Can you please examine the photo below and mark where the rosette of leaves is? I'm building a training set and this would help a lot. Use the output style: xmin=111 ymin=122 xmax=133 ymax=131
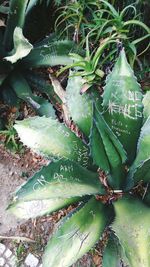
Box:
xmin=8 ymin=50 xmax=150 ymax=267
xmin=0 ymin=0 xmax=76 ymax=127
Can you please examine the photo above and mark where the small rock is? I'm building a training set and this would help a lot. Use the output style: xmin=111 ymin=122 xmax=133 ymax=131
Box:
xmin=0 ymin=244 xmax=5 ymax=254
xmin=0 ymin=257 xmax=5 ymax=266
xmin=5 ymin=248 xmax=12 ymax=258
xmin=25 ymin=253 xmax=39 ymax=267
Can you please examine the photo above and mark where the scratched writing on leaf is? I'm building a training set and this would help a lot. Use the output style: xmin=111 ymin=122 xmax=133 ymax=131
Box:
xmin=108 ymin=100 xmax=143 ymax=120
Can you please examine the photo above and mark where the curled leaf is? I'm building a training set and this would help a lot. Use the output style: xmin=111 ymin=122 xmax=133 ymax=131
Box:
xmin=4 ymin=27 xmax=33 ymax=63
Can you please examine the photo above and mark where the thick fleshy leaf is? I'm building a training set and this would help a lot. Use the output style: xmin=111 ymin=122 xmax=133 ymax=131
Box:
xmin=127 ymin=117 xmax=150 ymax=188
xmin=66 ymin=71 xmax=102 ymax=137
xmin=102 ymin=49 xmax=143 ymax=163
xmin=90 ymin=104 xmax=127 ymax=189
xmin=112 ymin=196 xmax=150 ymax=267
xmin=90 ymin=122 xmax=110 ymax=174
xmin=4 ymin=27 xmax=33 ymax=64
xmin=3 ymin=0 xmax=29 ymax=51
xmin=43 ymin=197 xmax=114 ymax=267
xmin=22 ymin=40 xmax=74 ymax=68
xmin=11 ymin=160 xmax=105 ymax=202
xmin=102 ymin=234 xmax=129 ymax=267
xmin=143 ymin=91 xmax=150 ymax=123
xmin=8 ymin=197 xmax=81 ymax=219
xmin=25 ymin=71 xmax=62 ymax=105
xmin=10 ymin=72 xmax=56 ymax=118
xmin=1 ymin=84 xmax=20 ymax=107
xmin=14 ymin=116 xmax=92 ymax=168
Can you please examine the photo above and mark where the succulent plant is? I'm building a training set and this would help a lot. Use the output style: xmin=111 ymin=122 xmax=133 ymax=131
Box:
xmin=0 ymin=0 xmax=76 ymax=128
xmin=9 ymin=50 xmax=150 ymax=267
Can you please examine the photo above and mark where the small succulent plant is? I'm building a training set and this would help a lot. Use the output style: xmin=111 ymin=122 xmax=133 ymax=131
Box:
xmin=9 ymin=50 xmax=150 ymax=267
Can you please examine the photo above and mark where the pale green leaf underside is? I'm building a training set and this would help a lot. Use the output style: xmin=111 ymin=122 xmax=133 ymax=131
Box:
xmin=8 ymin=197 xmax=80 ymax=219
xmin=43 ymin=197 xmax=113 ymax=267
xmin=3 ymin=0 xmax=29 ymax=51
xmin=112 ymin=196 xmax=150 ymax=267
xmin=4 ymin=27 xmax=33 ymax=63
xmin=11 ymin=159 xmax=105 ymax=202
xmin=14 ymin=116 xmax=91 ymax=168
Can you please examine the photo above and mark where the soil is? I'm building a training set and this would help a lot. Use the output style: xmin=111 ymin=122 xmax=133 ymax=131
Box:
xmin=0 ymin=144 xmax=102 ymax=266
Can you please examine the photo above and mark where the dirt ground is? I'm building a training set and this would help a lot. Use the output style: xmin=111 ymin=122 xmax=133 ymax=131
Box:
xmin=0 ymin=144 xmax=102 ymax=266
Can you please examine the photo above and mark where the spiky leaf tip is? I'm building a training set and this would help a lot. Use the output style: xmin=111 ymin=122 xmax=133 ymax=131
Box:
xmin=102 ymin=49 xmax=143 ymax=163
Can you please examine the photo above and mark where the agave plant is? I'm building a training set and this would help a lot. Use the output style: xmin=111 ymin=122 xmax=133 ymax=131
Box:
xmin=8 ymin=50 xmax=150 ymax=267
xmin=0 ymin=0 xmax=76 ymax=128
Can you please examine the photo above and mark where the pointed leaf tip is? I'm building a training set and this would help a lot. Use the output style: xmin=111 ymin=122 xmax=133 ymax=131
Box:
xmin=102 ymin=49 xmax=143 ymax=163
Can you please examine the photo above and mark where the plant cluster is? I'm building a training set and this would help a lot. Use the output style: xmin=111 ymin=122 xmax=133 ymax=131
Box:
xmin=0 ymin=0 xmax=149 ymax=266
xmin=55 ymin=0 xmax=150 ymax=64
xmin=0 ymin=0 xmax=76 ymax=129
xmin=9 ymin=50 xmax=150 ymax=267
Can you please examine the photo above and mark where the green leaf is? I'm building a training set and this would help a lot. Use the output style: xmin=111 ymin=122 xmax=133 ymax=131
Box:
xmin=8 ymin=197 xmax=81 ymax=219
xmin=23 ymin=40 xmax=74 ymax=68
xmin=102 ymin=49 xmax=143 ymax=163
xmin=3 ymin=0 xmax=29 ymax=51
xmin=90 ymin=121 xmax=110 ymax=174
xmin=143 ymin=91 xmax=150 ymax=123
xmin=66 ymin=72 xmax=92 ymax=137
xmin=127 ymin=117 xmax=150 ymax=187
xmin=25 ymin=71 xmax=62 ymax=105
xmin=66 ymin=71 xmax=102 ymax=137
xmin=9 ymin=72 xmax=56 ymax=118
xmin=31 ymin=96 xmax=56 ymax=118
xmin=95 ymin=104 xmax=127 ymax=164
xmin=11 ymin=160 xmax=105 ymax=202
xmin=1 ymin=84 xmax=20 ymax=107
xmin=4 ymin=27 xmax=33 ymax=64
xmin=102 ymin=234 xmax=129 ymax=267
xmin=112 ymin=196 xmax=150 ymax=267
xmin=14 ymin=116 xmax=92 ymax=168
xmin=43 ymin=197 xmax=114 ymax=267
xmin=90 ymin=103 xmax=127 ymax=189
